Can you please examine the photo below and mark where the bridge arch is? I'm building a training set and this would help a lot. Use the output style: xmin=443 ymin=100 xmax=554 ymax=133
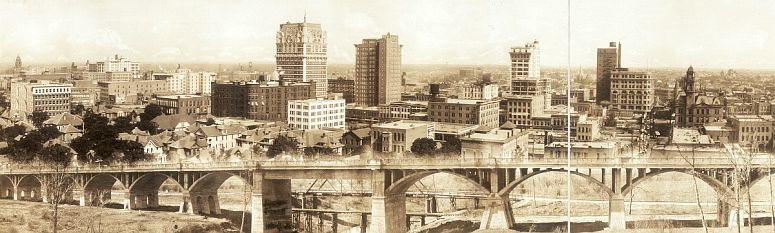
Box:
xmin=187 ymin=171 xmax=249 ymax=215
xmin=17 ymin=174 xmax=43 ymax=200
xmin=385 ymin=170 xmax=491 ymax=196
xmin=83 ymin=174 xmax=127 ymax=206
xmin=128 ymin=173 xmax=184 ymax=193
xmin=497 ymin=169 xmax=614 ymax=197
xmin=621 ymin=169 xmax=733 ymax=199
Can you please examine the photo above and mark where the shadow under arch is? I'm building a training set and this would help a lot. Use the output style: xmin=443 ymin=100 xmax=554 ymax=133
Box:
xmin=385 ymin=170 xmax=492 ymax=196
xmin=497 ymin=169 xmax=614 ymax=197
xmin=128 ymin=172 xmax=185 ymax=193
xmin=621 ymin=169 xmax=733 ymax=199
xmin=0 ymin=175 xmax=15 ymax=198
xmin=84 ymin=174 xmax=127 ymax=190
xmin=188 ymin=171 xmax=248 ymax=194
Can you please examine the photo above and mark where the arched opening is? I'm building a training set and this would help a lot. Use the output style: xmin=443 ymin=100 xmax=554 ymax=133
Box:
xmin=17 ymin=175 xmax=42 ymax=201
xmin=188 ymin=172 xmax=251 ymax=232
xmin=624 ymin=171 xmax=726 ymax=229
xmin=500 ymin=170 xmax=613 ymax=232
xmin=742 ymin=172 xmax=775 ymax=227
xmin=385 ymin=171 xmax=491 ymax=232
xmin=83 ymin=174 xmax=127 ymax=208
xmin=128 ymin=173 xmax=184 ymax=212
xmin=0 ymin=176 xmax=13 ymax=199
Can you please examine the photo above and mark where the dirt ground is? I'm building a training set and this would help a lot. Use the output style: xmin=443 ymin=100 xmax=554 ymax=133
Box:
xmin=0 ymin=199 xmax=231 ymax=233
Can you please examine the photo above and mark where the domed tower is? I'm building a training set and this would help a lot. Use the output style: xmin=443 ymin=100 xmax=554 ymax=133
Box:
xmin=14 ymin=55 xmax=22 ymax=69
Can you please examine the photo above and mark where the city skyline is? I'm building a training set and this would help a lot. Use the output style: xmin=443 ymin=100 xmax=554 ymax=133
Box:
xmin=1 ymin=0 xmax=775 ymax=69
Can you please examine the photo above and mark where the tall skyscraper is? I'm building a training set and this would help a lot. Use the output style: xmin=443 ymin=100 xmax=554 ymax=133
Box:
xmin=354 ymin=34 xmax=402 ymax=106
xmin=596 ymin=42 xmax=621 ymax=103
xmin=276 ymin=19 xmax=328 ymax=98
xmin=509 ymin=41 xmax=550 ymax=105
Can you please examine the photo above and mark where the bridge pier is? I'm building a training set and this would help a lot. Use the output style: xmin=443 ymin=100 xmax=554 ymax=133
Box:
xmin=717 ymin=199 xmax=741 ymax=228
xmin=178 ymin=191 xmax=193 ymax=213
xmin=370 ymin=193 xmax=407 ymax=233
xmin=478 ymin=194 xmax=514 ymax=230
xmin=72 ymin=189 xmax=86 ymax=206
xmin=425 ymin=196 xmax=437 ymax=213
xmin=251 ymin=175 xmax=293 ymax=233
xmin=608 ymin=194 xmax=626 ymax=230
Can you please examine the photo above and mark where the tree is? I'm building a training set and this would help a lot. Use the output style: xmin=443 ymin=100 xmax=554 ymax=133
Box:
xmin=140 ymin=104 xmax=164 ymax=122
xmin=117 ymin=140 xmax=150 ymax=163
xmin=113 ymin=116 xmax=135 ymax=133
xmin=204 ymin=118 xmax=216 ymax=126
xmin=70 ymin=104 xmax=86 ymax=115
xmin=604 ymin=110 xmax=617 ymax=127
xmin=440 ymin=136 xmax=462 ymax=156
xmin=411 ymin=138 xmax=437 ymax=156
xmin=135 ymin=120 xmax=158 ymax=134
xmin=38 ymin=144 xmax=75 ymax=233
xmin=83 ymin=111 xmax=109 ymax=133
xmin=266 ymin=135 xmax=299 ymax=158
xmin=30 ymin=111 xmax=50 ymax=128
xmin=0 ymin=124 xmax=26 ymax=141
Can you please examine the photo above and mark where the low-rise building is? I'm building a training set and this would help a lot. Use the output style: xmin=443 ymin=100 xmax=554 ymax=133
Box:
xmin=428 ymin=98 xmax=499 ymax=128
xmin=370 ymin=120 xmax=434 ymax=154
xmin=461 ymin=82 xmax=499 ymax=100
xmin=461 ymin=129 xmax=528 ymax=159
xmin=727 ymin=115 xmax=774 ymax=151
xmin=504 ymin=95 xmax=545 ymax=128
xmin=544 ymin=141 xmax=617 ymax=159
xmin=211 ymin=81 xmax=315 ymax=121
xmin=98 ymin=80 xmax=168 ymax=105
xmin=153 ymin=95 xmax=211 ymax=115
xmin=576 ymin=118 xmax=601 ymax=142
xmin=345 ymin=104 xmax=380 ymax=124
xmin=378 ymin=101 xmax=428 ymax=121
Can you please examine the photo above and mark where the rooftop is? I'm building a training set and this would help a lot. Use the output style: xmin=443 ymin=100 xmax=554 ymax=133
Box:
xmin=672 ymin=128 xmax=714 ymax=145
xmin=374 ymin=120 xmax=430 ymax=130
xmin=156 ymin=94 xmax=204 ymax=99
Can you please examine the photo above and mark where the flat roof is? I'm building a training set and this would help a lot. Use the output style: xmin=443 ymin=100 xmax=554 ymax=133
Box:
xmin=672 ymin=128 xmax=714 ymax=144
xmin=157 ymin=94 xmax=204 ymax=99
xmin=435 ymin=122 xmax=477 ymax=133
xmin=374 ymin=120 xmax=429 ymax=129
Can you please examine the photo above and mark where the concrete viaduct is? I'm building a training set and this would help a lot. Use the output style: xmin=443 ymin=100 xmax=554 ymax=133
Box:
xmin=1 ymin=156 xmax=774 ymax=233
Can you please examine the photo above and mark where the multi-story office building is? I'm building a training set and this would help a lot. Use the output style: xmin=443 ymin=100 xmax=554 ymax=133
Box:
xmin=609 ymin=68 xmax=654 ymax=114
xmin=504 ymin=95 xmax=545 ymax=128
xmin=328 ymin=77 xmax=355 ymax=103
xmin=354 ymin=34 xmax=402 ymax=106
xmin=211 ymin=81 xmax=315 ymax=121
xmin=674 ymin=66 xmax=726 ymax=128
xmin=287 ymin=94 xmax=346 ymax=130
xmin=10 ymin=81 xmax=72 ymax=117
xmin=510 ymin=41 xmax=550 ymax=105
xmin=462 ymin=82 xmax=499 ymax=100
xmin=371 ymin=120 xmax=434 ymax=154
xmin=106 ymin=72 xmax=132 ymax=82
xmin=428 ymin=98 xmax=499 ymax=128
xmin=576 ymin=118 xmax=601 ymax=142
xmin=596 ymin=42 xmax=621 ymax=103
xmin=98 ymin=80 xmax=168 ymax=105
xmin=153 ymin=95 xmax=211 ymax=115
xmin=276 ymin=20 xmax=328 ymax=97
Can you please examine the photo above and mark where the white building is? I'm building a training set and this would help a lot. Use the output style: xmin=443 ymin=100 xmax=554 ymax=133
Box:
xmin=10 ymin=81 xmax=73 ymax=118
xmin=287 ymin=95 xmax=346 ymax=130
xmin=90 ymin=55 xmax=140 ymax=77
xmin=153 ymin=69 xmax=215 ymax=95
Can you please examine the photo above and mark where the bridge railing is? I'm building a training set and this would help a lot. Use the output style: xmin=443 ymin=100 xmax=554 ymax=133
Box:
xmin=1 ymin=156 xmax=773 ymax=173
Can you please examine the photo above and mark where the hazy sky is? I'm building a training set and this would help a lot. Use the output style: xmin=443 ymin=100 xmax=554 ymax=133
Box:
xmin=1 ymin=0 xmax=774 ymax=69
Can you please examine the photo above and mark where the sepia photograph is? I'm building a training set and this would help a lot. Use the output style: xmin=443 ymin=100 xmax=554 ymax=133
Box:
xmin=1 ymin=0 xmax=775 ymax=232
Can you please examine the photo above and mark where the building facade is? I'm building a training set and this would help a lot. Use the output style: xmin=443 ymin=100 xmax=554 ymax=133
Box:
xmin=609 ymin=69 xmax=654 ymax=114
xmin=211 ymin=81 xmax=315 ymax=121
xmin=153 ymin=95 xmax=211 ymax=115
xmin=509 ymin=41 xmax=550 ymax=105
xmin=596 ymin=42 xmax=620 ymax=103
xmin=97 ymin=80 xmax=168 ymax=105
xmin=462 ymin=82 xmax=499 ymax=100
xmin=10 ymin=81 xmax=73 ymax=117
xmin=328 ymin=77 xmax=355 ymax=103
xmin=276 ymin=20 xmax=328 ymax=97
xmin=378 ymin=101 xmax=428 ymax=121
xmin=354 ymin=34 xmax=402 ymax=106
xmin=428 ymin=98 xmax=499 ymax=128
xmin=371 ymin=120 xmax=434 ymax=154
xmin=504 ymin=95 xmax=545 ymax=128
xmin=287 ymin=95 xmax=346 ymax=130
